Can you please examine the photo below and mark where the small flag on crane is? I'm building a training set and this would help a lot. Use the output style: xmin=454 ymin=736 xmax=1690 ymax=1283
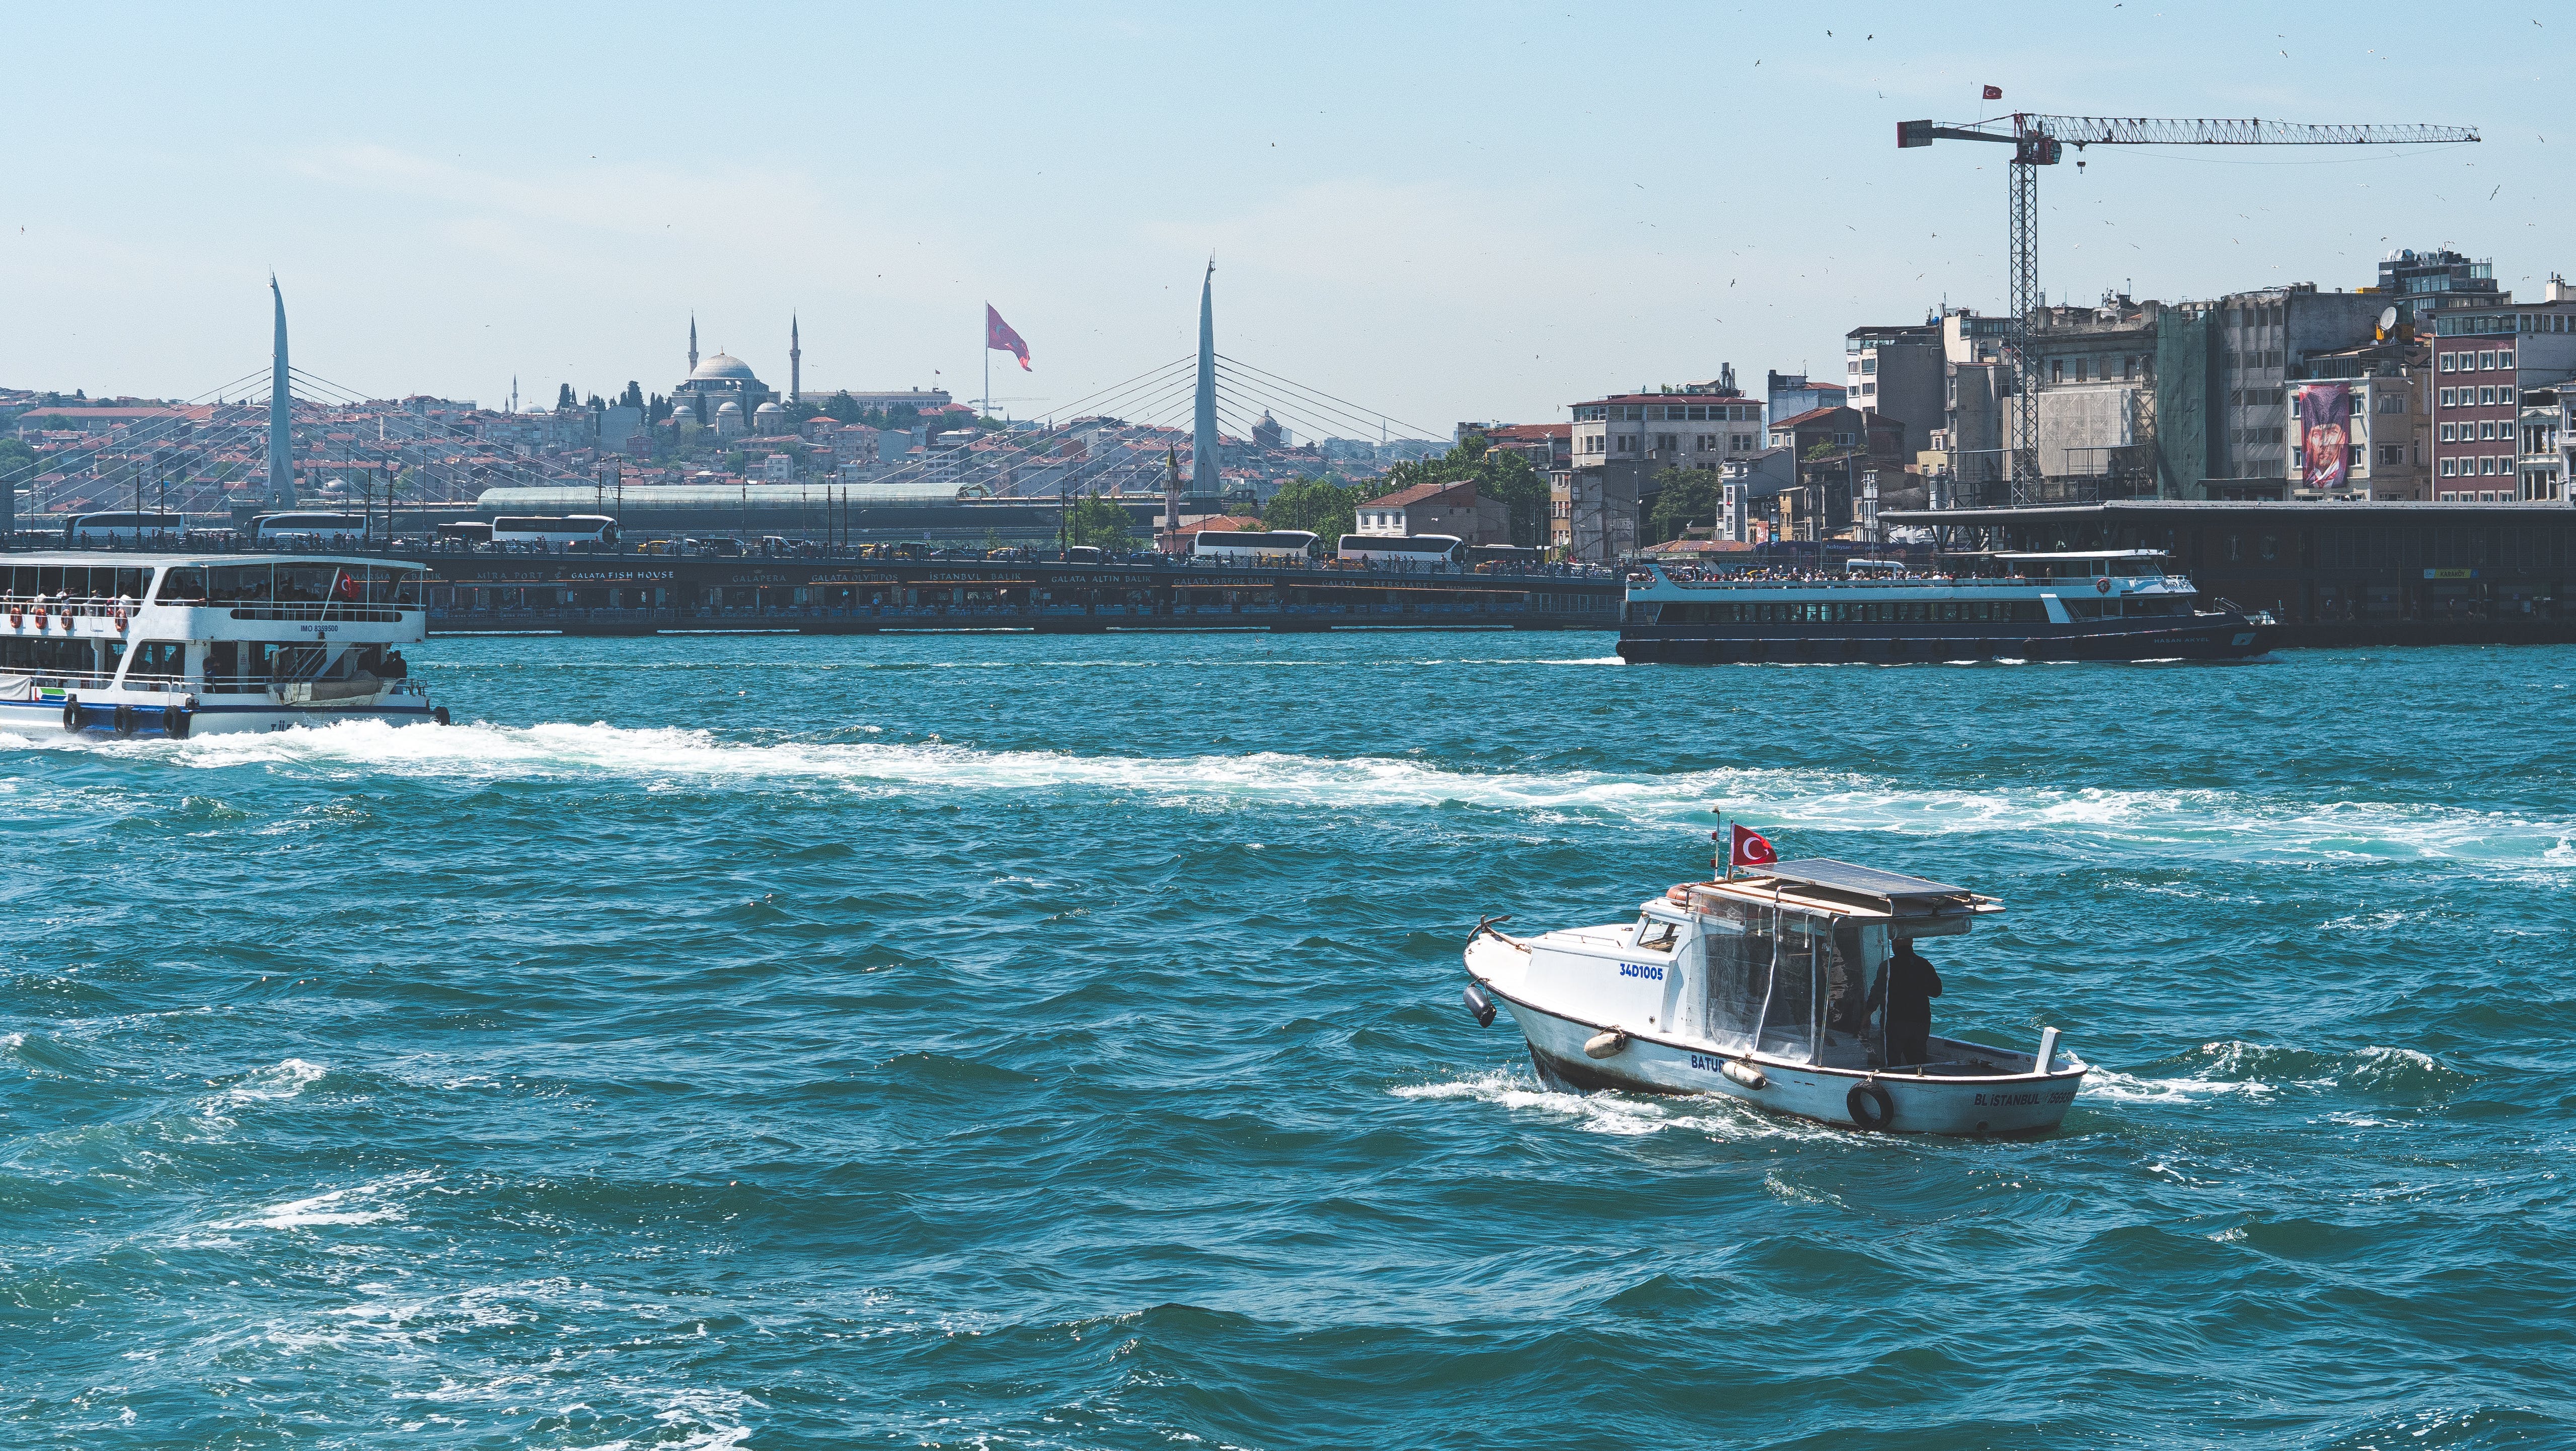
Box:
xmin=1982 ymin=84 xmax=2003 ymax=100
xmin=986 ymin=304 xmax=1031 ymax=371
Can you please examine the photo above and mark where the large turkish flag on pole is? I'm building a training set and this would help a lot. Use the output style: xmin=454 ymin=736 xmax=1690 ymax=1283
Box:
xmin=987 ymin=304 xmax=1032 ymax=371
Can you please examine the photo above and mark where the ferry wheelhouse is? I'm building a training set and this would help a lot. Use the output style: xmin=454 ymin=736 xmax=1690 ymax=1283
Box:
xmin=1619 ymin=549 xmax=2274 ymax=664
xmin=1463 ymin=859 xmax=2089 ymax=1136
xmin=1 ymin=554 xmax=444 ymax=737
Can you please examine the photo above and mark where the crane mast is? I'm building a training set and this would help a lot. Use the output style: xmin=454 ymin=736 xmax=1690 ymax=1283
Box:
xmin=1899 ymin=113 xmax=2480 ymax=503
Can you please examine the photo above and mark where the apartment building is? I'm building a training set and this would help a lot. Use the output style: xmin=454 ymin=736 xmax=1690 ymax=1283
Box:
xmin=2516 ymin=386 xmax=2569 ymax=501
xmin=2281 ymin=338 xmax=2432 ymax=501
xmin=2428 ymin=278 xmax=2576 ymax=500
xmin=1844 ymin=322 xmax=1943 ymax=456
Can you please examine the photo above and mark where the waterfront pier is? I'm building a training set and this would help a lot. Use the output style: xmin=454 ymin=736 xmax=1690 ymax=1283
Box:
xmin=413 ymin=549 xmax=1624 ymax=635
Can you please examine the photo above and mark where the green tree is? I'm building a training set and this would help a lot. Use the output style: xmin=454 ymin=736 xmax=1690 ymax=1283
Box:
xmin=1473 ymin=448 xmax=1550 ymax=549
xmin=1647 ymin=467 xmax=1726 ymax=545
xmin=1066 ymin=494 xmax=1134 ymax=550
xmin=620 ymin=381 xmax=646 ymax=411
xmin=1262 ymin=476 xmax=1363 ymax=542
xmin=556 ymin=383 xmax=577 ymax=411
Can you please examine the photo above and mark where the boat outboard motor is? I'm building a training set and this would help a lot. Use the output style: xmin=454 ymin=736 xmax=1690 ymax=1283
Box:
xmin=1461 ymin=982 xmax=1497 ymax=1028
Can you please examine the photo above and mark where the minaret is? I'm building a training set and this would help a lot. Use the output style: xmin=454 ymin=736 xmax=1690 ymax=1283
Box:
xmin=689 ymin=314 xmax=699 ymax=372
xmin=267 ymin=275 xmax=295 ymax=508
xmin=1192 ymin=260 xmax=1218 ymax=496
xmin=790 ymin=314 xmax=802 ymax=403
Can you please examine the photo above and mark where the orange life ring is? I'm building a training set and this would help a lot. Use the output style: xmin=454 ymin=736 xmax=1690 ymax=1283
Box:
xmin=112 ymin=604 xmax=129 ymax=631
xmin=7 ymin=604 xmax=19 ymax=628
xmin=31 ymin=603 xmax=48 ymax=628
xmin=2095 ymin=577 xmax=2113 ymax=595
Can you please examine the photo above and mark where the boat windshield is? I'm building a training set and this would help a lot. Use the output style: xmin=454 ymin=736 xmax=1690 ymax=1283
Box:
xmin=1698 ymin=897 xmax=1888 ymax=1065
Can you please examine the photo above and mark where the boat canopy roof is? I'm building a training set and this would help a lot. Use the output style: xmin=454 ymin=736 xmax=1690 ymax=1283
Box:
xmin=1764 ymin=858 xmax=1972 ymax=900
xmin=1676 ymin=856 xmax=2003 ymax=928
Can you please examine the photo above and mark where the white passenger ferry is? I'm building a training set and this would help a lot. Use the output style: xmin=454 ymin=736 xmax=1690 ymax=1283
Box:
xmin=1619 ymin=549 xmax=2274 ymax=664
xmin=1 ymin=554 xmax=445 ymax=737
xmin=1463 ymin=858 xmax=2089 ymax=1135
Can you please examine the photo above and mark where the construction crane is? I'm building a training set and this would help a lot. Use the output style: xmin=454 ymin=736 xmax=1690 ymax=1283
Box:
xmin=1898 ymin=112 xmax=2481 ymax=499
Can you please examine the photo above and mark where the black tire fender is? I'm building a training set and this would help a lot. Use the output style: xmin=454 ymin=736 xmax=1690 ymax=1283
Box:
xmin=431 ymin=706 xmax=451 ymax=726
xmin=1848 ymin=1080 xmax=1896 ymax=1131
xmin=61 ymin=695 xmax=80 ymax=733
xmin=112 ymin=704 xmax=136 ymax=736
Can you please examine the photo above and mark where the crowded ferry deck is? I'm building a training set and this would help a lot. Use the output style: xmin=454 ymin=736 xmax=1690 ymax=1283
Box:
xmin=1618 ymin=549 xmax=2275 ymax=664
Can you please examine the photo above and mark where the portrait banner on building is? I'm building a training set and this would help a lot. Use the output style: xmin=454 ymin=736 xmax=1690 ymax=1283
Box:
xmin=2301 ymin=383 xmax=2351 ymax=490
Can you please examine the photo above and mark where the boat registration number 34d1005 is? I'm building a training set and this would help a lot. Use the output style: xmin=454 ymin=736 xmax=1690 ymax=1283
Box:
xmin=1616 ymin=962 xmax=1664 ymax=980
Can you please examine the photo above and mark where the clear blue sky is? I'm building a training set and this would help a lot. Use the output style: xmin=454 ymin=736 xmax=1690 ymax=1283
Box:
xmin=3 ymin=2 xmax=2558 ymax=437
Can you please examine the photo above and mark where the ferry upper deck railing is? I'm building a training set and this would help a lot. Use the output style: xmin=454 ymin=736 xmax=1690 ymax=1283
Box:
xmin=2 ymin=591 xmax=422 ymax=623
xmin=1639 ymin=569 xmax=2197 ymax=590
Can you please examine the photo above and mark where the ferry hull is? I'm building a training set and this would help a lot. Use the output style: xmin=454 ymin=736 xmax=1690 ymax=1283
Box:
xmin=5 ymin=694 xmax=441 ymax=737
xmin=1494 ymin=992 xmax=2086 ymax=1137
xmin=1616 ymin=619 xmax=2272 ymax=665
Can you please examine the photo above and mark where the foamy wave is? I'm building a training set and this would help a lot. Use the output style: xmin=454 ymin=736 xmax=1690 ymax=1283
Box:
xmin=221 ymin=1169 xmax=432 ymax=1231
xmin=217 ymin=1057 xmax=329 ymax=1105
xmin=14 ymin=718 xmax=2566 ymax=863
xmin=2090 ymin=1041 xmax=2470 ymax=1105
xmin=1393 ymin=1068 xmax=1835 ymax=1141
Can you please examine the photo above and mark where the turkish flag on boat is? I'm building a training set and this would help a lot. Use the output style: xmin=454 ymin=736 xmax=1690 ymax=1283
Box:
xmin=1731 ymin=824 xmax=1777 ymax=868
xmin=986 ymin=304 xmax=1032 ymax=371
xmin=1982 ymin=84 xmax=2003 ymax=100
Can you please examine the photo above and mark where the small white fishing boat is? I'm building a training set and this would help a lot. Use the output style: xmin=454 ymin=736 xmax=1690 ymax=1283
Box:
xmin=1461 ymin=857 xmax=2087 ymax=1135
xmin=2 ymin=553 xmax=447 ymax=737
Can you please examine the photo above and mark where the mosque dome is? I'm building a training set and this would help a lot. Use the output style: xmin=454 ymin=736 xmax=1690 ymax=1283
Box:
xmin=690 ymin=353 xmax=760 ymax=382
xmin=714 ymin=400 xmax=744 ymax=417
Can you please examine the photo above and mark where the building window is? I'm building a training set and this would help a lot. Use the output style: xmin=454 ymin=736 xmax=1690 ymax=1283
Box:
xmin=2501 ymin=387 xmax=2517 ymax=406
xmin=2441 ymin=457 xmax=2458 ymax=476
xmin=2501 ymin=350 xmax=2516 ymax=368
xmin=2051 ymin=359 xmax=2064 ymax=384
xmin=2123 ymin=356 xmax=2136 ymax=380
xmin=2439 ymin=388 xmax=2455 ymax=407
xmin=2480 ymin=456 xmax=2497 ymax=475
xmin=2440 ymin=423 xmax=2455 ymax=442
xmin=2441 ymin=353 xmax=2457 ymax=372
xmin=2478 ymin=351 xmax=2496 ymax=369
xmin=2381 ymin=445 xmax=2405 ymax=464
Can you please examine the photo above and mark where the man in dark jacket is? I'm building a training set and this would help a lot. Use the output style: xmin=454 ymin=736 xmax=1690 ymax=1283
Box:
xmin=1884 ymin=937 xmax=1943 ymax=1066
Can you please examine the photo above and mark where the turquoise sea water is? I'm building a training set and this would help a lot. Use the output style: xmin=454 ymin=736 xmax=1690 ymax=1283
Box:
xmin=5 ymin=633 xmax=2573 ymax=1449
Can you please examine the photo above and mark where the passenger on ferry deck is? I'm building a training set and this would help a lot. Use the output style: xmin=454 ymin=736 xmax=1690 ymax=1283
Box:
xmin=1884 ymin=937 xmax=1943 ymax=1065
